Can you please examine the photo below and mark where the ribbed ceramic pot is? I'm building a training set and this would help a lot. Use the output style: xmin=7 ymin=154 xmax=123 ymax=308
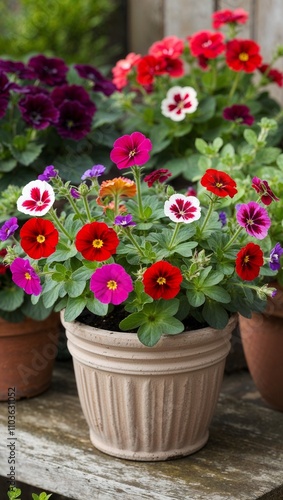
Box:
xmin=0 ymin=313 xmax=60 ymax=401
xmin=62 ymin=313 xmax=236 ymax=461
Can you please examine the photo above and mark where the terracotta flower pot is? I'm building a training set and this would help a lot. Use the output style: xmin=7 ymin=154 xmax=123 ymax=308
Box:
xmin=61 ymin=313 xmax=237 ymax=461
xmin=0 ymin=313 xmax=60 ymax=401
xmin=239 ymin=283 xmax=283 ymax=412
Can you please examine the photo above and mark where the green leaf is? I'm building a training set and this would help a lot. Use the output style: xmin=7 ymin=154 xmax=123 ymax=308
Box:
xmin=195 ymin=138 xmax=208 ymax=155
xmin=0 ymin=158 xmax=17 ymax=172
xmin=63 ymin=296 xmax=87 ymax=321
xmin=7 ymin=487 xmax=21 ymax=499
xmin=202 ymin=301 xmax=229 ymax=329
xmin=42 ymin=282 xmax=64 ymax=308
xmin=244 ymin=129 xmax=258 ymax=146
xmin=0 ymin=286 xmax=24 ymax=311
xmin=46 ymin=242 xmax=77 ymax=262
xmin=64 ymin=278 xmax=86 ymax=298
xmin=10 ymin=141 xmax=43 ymax=166
xmin=203 ymin=285 xmax=231 ymax=303
xmin=186 ymin=288 xmax=205 ymax=307
xmin=86 ymin=298 xmax=108 ymax=317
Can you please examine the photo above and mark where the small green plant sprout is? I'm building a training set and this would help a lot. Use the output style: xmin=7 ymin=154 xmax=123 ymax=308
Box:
xmin=7 ymin=487 xmax=52 ymax=500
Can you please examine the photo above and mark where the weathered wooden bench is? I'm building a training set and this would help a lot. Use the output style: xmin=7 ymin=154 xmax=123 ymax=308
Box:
xmin=0 ymin=360 xmax=282 ymax=499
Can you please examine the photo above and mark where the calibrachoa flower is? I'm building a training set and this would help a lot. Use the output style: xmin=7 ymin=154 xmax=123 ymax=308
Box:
xmin=143 ymin=261 xmax=183 ymax=300
xmin=258 ymin=64 xmax=283 ymax=87
xmin=149 ymin=36 xmax=184 ymax=60
xmin=161 ymin=86 xmax=198 ymax=121
xmin=226 ymin=39 xmax=262 ymax=73
xmin=164 ymin=193 xmax=201 ymax=223
xmin=110 ymin=132 xmax=152 ymax=169
xmin=10 ymin=257 xmax=42 ymax=295
xmin=20 ymin=218 xmax=59 ymax=259
xmin=55 ymin=100 xmax=93 ymax=140
xmin=251 ymin=177 xmax=279 ymax=205
xmin=200 ymin=169 xmax=237 ymax=198
xmin=0 ymin=217 xmax=19 ymax=241
xmin=74 ymin=64 xmax=117 ymax=96
xmin=188 ymin=31 xmax=225 ymax=59
xmin=90 ymin=263 xmax=133 ymax=305
xmin=18 ymin=93 xmax=60 ymax=130
xmin=17 ymin=180 xmax=55 ymax=216
xmin=222 ymin=104 xmax=254 ymax=126
xmin=75 ymin=221 xmax=119 ymax=261
xmin=212 ymin=8 xmax=248 ymax=29
xmin=114 ymin=215 xmax=136 ymax=227
xmin=98 ymin=177 xmax=137 ymax=200
xmin=70 ymin=187 xmax=80 ymax=199
xmin=218 ymin=212 xmax=227 ymax=227
xmin=235 ymin=242 xmax=264 ymax=281
xmin=112 ymin=52 xmax=141 ymax=90
xmin=27 ymin=54 xmax=68 ymax=86
xmin=81 ymin=164 xmax=106 ymax=180
xmin=38 ymin=165 xmax=57 ymax=182
xmin=269 ymin=243 xmax=283 ymax=271
xmin=144 ymin=169 xmax=172 ymax=187
xmin=236 ymin=202 xmax=271 ymax=239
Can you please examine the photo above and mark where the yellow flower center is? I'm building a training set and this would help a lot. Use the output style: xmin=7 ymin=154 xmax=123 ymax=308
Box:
xmin=216 ymin=182 xmax=223 ymax=188
xmin=37 ymin=234 xmax=45 ymax=243
xmin=239 ymin=52 xmax=249 ymax=61
xmin=129 ymin=149 xmax=136 ymax=158
xmin=25 ymin=272 xmax=31 ymax=280
xmin=107 ymin=280 xmax=118 ymax=290
xmin=244 ymin=256 xmax=250 ymax=263
xmin=246 ymin=218 xmax=254 ymax=226
xmin=157 ymin=276 xmax=166 ymax=285
xmin=92 ymin=239 xmax=104 ymax=248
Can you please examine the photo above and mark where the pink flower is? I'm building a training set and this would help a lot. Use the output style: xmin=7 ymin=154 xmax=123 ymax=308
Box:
xmin=10 ymin=257 xmax=42 ymax=295
xmin=144 ymin=169 xmax=172 ymax=187
xmin=188 ymin=31 xmax=225 ymax=59
xmin=212 ymin=8 xmax=248 ymax=29
xmin=110 ymin=132 xmax=152 ymax=170
xmin=161 ymin=86 xmax=198 ymax=121
xmin=164 ymin=194 xmax=201 ymax=223
xmin=149 ymin=36 xmax=184 ymax=59
xmin=90 ymin=263 xmax=133 ymax=305
xmin=17 ymin=180 xmax=55 ymax=216
xmin=112 ymin=52 xmax=141 ymax=89
xmin=251 ymin=177 xmax=279 ymax=205
xmin=236 ymin=202 xmax=271 ymax=239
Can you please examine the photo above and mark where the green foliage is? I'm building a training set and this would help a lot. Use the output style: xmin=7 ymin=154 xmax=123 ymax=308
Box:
xmin=7 ymin=487 xmax=52 ymax=500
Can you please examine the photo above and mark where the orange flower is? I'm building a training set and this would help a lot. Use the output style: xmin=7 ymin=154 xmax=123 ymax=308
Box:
xmin=98 ymin=177 xmax=137 ymax=200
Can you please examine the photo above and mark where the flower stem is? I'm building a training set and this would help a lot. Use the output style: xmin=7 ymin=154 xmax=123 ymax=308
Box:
xmin=168 ymin=223 xmax=181 ymax=249
xmin=222 ymin=225 xmax=243 ymax=252
xmin=82 ymin=195 xmax=92 ymax=222
xmin=228 ymin=71 xmax=241 ymax=100
xmin=124 ymin=228 xmax=146 ymax=257
xmin=49 ymin=208 xmax=73 ymax=240
xmin=198 ymin=194 xmax=216 ymax=236
xmin=132 ymin=165 xmax=145 ymax=219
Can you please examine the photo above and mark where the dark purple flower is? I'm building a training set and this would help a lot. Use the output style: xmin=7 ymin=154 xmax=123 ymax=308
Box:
xmin=74 ymin=64 xmax=117 ymax=96
xmin=18 ymin=93 xmax=60 ymax=130
xmin=222 ymin=104 xmax=255 ymax=126
xmin=251 ymin=176 xmax=279 ymax=205
xmin=81 ymin=164 xmax=106 ymax=180
xmin=0 ymin=72 xmax=19 ymax=95
xmin=0 ymin=59 xmax=36 ymax=79
xmin=218 ymin=211 xmax=227 ymax=226
xmin=51 ymin=84 xmax=96 ymax=116
xmin=15 ymin=85 xmax=50 ymax=96
xmin=0 ymin=217 xmax=19 ymax=241
xmin=38 ymin=165 xmax=57 ymax=181
xmin=55 ymin=100 xmax=93 ymax=140
xmin=144 ymin=168 xmax=172 ymax=187
xmin=70 ymin=187 xmax=80 ymax=199
xmin=0 ymin=95 xmax=9 ymax=118
xmin=114 ymin=214 xmax=136 ymax=227
xmin=269 ymin=243 xmax=283 ymax=271
xmin=27 ymin=54 xmax=68 ymax=86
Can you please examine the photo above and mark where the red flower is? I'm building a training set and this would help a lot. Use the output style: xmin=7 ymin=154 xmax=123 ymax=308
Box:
xmin=235 ymin=243 xmax=264 ymax=281
xmin=149 ymin=36 xmax=184 ymax=60
xmin=258 ymin=64 xmax=283 ymax=87
xmin=20 ymin=218 xmax=59 ymax=259
xmin=142 ymin=261 xmax=182 ymax=300
xmin=0 ymin=249 xmax=8 ymax=275
xmin=226 ymin=39 xmax=262 ymax=73
xmin=136 ymin=55 xmax=166 ymax=85
xmin=188 ymin=31 xmax=225 ymax=59
xmin=212 ymin=8 xmax=248 ymax=29
xmin=144 ymin=169 xmax=172 ymax=187
xmin=75 ymin=222 xmax=119 ymax=261
xmin=251 ymin=177 xmax=279 ymax=205
xmin=200 ymin=169 xmax=237 ymax=198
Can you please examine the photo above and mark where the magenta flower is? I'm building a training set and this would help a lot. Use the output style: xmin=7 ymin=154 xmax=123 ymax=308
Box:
xmin=236 ymin=202 xmax=271 ymax=239
xmin=74 ymin=64 xmax=117 ymax=96
xmin=144 ymin=168 xmax=172 ymax=187
xmin=18 ymin=93 xmax=59 ymax=130
xmin=251 ymin=177 xmax=279 ymax=205
xmin=114 ymin=214 xmax=136 ymax=227
xmin=27 ymin=54 xmax=68 ymax=86
xmin=17 ymin=180 xmax=55 ymax=216
xmin=70 ymin=187 xmax=80 ymax=199
xmin=10 ymin=257 xmax=42 ymax=295
xmin=161 ymin=86 xmax=198 ymax=121
xmin=0 ymin=59 xmax=35 ymax=79
xmin=110 ymin=132 xmax=152 ymax=170
xmin=55 ymin=100 xmax=93 ymax=140
xmin=90 ymin=263 xmax=133 ymax=305
xmin=81 ymin=164 xmax=106 ymax=180
xmin=164 ymin=194 xmax=201 ymax=223
xmin=0 ymin=217 xmax=19 ymax=241
xmin=222 ymin=104 xmax=254 ymax=126
xmin=38 ymin=165 xmax=57 ymax=182
xmin=269 ymin=243 xmax=283 ymax=271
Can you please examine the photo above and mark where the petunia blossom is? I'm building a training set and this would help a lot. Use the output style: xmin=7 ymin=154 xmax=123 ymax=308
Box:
xmin=161 ymin=86 xmax=198 ymax=121
xmin=112 ymin=52 xmax=141 ymax=89
xmin=188 ymin=30 xmax=225 ymax=59
xmin=55 ymin=100 xmax=93 ymax=140
xmin=235 ymin=243 xmax=264 ymax=281
xmin=38 ymin=165 xmax=57 ymax=182
xmin=142 ymin=261 xmax=183 ymax=300
xmin=110 ymin=132 xmax=152 ymax=170
xmin=212 ymin=8 xmax=248 ymax=29
xmin=226 ymin=39 xmax=262 ymax=73
xmin=90 ymin=263 xmax=133 ymax=305
xmin=81 ymin=164 xmax=106 ymax=180
xmin=18 ymin=93 xmax=60 ymax=130
xmin=269 ymin=243 xmax=283 ymax=271
xmin=144 ymin=169 xmax=172 ymax=187
xmin=164 ymin=194 xmax=201 ymax=223
xmin=251 ymin=177 xmax=279 ymax=205
xmin=75 ymin=221 xmax=119 ymax=261
xmin=114 ymin=214 xmax=136 ymax=227
xmin=0 ymin=217 xmax=19 ymax=241
xmin=149 ymin=36 xmax=184 ymax=59
xmin=17 ymin=180 xmax=55 ymax=216
xmin=74 ymin=64 xmax=117 ymax=96
xmin=20 ymin=218 xmax=59 ymax=259
xmin=258 ymin=64 xmax=283 ymax=87
xmin=200 ymin=169 xmax=237 ymax=198
xmin=10 ymin=257 xmax=42 ymax=295
xmin=222 ymin=104 xmax=254 ymax=126
xmin=27 ymin=54 xmax=68 ymax=86
xmin=236 ymin=202 xmax=271 ymax=239
xmin=98 ymin=177 xmax=137 ymax=201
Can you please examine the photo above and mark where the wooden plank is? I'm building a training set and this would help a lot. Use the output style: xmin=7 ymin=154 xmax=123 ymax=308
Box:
xmin=0 ymin=361 xmax=282 ymax=499
xmin=163 ymin=0 xmax=214 ymax=38
xmin=127 ymin=0 xmax=164 ymax=54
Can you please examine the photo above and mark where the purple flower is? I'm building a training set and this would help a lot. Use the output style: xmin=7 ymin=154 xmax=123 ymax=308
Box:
xmin=18 ymin=93 xmax=60 ymax=130
xmin=218 ymin=211 xmax=227 ymax=226
xmin=74 ymin=64 xmax=117 ymax=96
xmin=81 ymin=164 xmax=106 ymax=180
xmin=10 ymin=257 xmax=42 ymax=295
xmin=55 ymin=100 xmax=93 ymax=140
xmin=38 ymin=165 xmax=57 ymax=181
xmin=223 ymin=104 xmax=254 ymax=126
xmin=114 ymin=214 xmax=136 ymax=227
xmin=0 ymin=72 xmax=19 ymax=94
xmin=0 ymin=59 xmax=36 ymax=79
xmin=236 ymin=201 xmax=271 ymax=239
xmin=0 ymin=217 xmax=19 ymax=241
xmin=51 ymin=84 xmax=96 ymax=116
xmin=27 ymin=54 xmax=68 ymax=86
xmin=15 ymin=85 xmax=50 ymax=96
xmin=70 ymin=187 xmax=80 ymax=199
xmin=269 ymin=243 xmax=283 ymax=271
xmin=90 ymin=263 xmax=133 ymax=305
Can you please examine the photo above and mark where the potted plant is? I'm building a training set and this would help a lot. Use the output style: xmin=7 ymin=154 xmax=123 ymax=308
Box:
xmin=1 ymin=126 xmax=277 ymax=459
xmin=110 ymin=7 xmax=283 ymax=182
